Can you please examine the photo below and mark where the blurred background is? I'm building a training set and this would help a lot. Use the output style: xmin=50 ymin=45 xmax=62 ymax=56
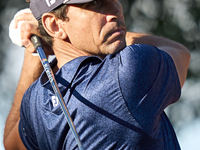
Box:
xmin=0 ymin=0 xmax=200 ymax=149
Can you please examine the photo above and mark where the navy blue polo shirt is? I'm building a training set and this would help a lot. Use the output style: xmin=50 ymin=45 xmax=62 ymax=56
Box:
xmin=19 ymin=44 xmax=181 ymax=150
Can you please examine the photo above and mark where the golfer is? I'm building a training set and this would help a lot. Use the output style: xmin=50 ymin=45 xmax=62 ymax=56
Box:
xmin=4 ymin=0 xmax=190 ymax=149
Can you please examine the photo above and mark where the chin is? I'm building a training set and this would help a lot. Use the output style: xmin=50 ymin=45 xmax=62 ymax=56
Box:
xmin=109 ymin=40 xmax=126 ymax=54
xmin=99 ymin=38 xmax=126 ymax=57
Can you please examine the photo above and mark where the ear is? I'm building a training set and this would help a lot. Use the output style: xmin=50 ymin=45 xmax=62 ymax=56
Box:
xmin=42 ymin=13 xmax=67 ymax=40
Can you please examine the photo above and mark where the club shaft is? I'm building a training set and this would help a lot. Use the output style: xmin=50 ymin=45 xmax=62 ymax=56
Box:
xmin=31 ymin=36 xmax=84 ymax=150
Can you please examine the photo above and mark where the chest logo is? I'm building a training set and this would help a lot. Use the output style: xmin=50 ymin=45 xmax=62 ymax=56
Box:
xmin=52 ymin=96 xmax=59 ymax=107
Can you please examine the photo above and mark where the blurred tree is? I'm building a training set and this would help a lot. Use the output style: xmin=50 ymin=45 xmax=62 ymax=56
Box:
xmin=0 ymin=0 xmax=27 ymax=73
xmin=0 ymin=0 xmax=9 ymax=73
xmin=0 ymin=0 xmax=200 ymax=149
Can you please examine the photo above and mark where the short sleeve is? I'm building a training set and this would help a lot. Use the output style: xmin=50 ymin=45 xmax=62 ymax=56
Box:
xmin=19 ymin=85 xmax=39 ymax=150
xmin=118 ymin=44 xmax=181 ymax=132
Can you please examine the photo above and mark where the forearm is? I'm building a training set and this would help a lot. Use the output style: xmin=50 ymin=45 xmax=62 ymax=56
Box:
xmin=4 ymin=49 xmax=43 ymax=145
xmin=126 ymin=32 xmax=184 ymax=49
xmin=126 ymin=32 xmax=190 ymax=61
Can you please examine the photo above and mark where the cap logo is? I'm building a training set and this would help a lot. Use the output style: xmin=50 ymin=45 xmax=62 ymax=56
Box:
xmin=45 ymin=0 xmax=56 ymax=7
xmin=63 ymin=0 xmax=70 ymax=4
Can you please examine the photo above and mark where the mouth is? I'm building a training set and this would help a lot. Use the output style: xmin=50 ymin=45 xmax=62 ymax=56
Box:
xmin=109 ymin=26 xmax=126 ymax=35
xmin=111 ymin=28 xmax=125 ymax=36
xmin=106 ymin=27 xmax=126 ymax=41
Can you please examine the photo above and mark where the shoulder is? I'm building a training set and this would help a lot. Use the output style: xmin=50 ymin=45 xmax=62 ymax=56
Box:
xmin=118 ymin=44 xmax=161 ymax=71
xmin=118 ymin=44 xmax=179 ymax=83
xmin=118 ymin=43 xmax=181 ymax=106
xmin=117 ymin=44 xmax=162 ymax=96
xmin=20 ymin=79 xmax=42 ymax=128
xmin=22 ymin=79 xmax=41 ymax=104
xmin=19 ymin=79 xmax=43 ymax=150
xmin=120 ymin=44 xmax=160 ymax=57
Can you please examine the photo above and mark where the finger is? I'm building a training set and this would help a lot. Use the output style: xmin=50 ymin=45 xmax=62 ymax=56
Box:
xmin=22 ymin=39 xmax=36 ymax=53
xmin=13 ymin=8 xmax=33 ymax=28
xmin=14 ymin=13 xmax=36 ymax=28
xmin=22 ymin=39 xmax=32 ymax=48
xmin=20 ymin=21 xmax=40 ymax=40
xmin=20 ymin=22 xmax=41 ymax=54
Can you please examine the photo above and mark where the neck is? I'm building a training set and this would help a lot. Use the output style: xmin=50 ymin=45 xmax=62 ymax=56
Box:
xmin=52 ymin=39 xmax=91 ymax=69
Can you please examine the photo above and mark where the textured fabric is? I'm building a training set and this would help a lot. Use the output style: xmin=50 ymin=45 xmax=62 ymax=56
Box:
xmin=30 ymin=0 xmax=93 ymax=20
xmin=19 ymin=44 xmax=181 ymax=150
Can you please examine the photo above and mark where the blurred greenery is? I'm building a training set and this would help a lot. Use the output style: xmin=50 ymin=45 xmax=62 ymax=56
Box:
xmin=0 ymin=0 xmax=27 ymax=73
xmin=0 ymin=0 xmax=8 ymax=73
xmin=0 ymin=0 xmax=200 ymax=149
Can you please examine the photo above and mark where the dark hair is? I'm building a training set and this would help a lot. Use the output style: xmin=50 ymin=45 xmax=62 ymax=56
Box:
xmin=38 ymin=4 xmax=69 ymax=48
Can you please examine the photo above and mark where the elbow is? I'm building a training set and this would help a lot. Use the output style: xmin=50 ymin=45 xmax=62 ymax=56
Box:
xmin=3 ymin=133 xmax=8 ymax=149
xmin=4 ymin=139 xmax=22 ymax=150
xmin=179 ymin=46 xmax=191 ymax=88
xmin=4 ymin=139 xmax=10 ymax=150
xmin=182 ymin=45 xmax=191 ymax=69
xmin=3 ymin=137 xmax=15 ymax=150
xmin=176 ymin=42 xmax=191 ymax=68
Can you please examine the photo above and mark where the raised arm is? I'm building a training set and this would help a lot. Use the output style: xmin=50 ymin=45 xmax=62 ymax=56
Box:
xmin=126 ymin=32 xmax=191 ymax=88
xmin=3 ymin=13 xmax=44 ymax=150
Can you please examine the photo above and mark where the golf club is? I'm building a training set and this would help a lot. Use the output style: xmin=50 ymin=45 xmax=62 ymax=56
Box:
xmin=31 ymin=35 xmax=84 ymax=150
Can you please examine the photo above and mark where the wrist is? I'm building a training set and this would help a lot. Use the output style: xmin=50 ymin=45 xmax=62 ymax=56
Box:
xmin=22 ymin=49 xmax=43 ymax=81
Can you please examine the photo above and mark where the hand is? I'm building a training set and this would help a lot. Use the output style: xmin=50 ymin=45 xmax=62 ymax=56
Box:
xmin=12 ymin=9 xmax=54 ymax=56
xmin=14 ymin=11 xmax=40 ymax=53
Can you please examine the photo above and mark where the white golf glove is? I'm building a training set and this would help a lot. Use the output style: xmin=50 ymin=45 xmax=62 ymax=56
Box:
xmin=9 ymin=8 xmax=32 ymax=47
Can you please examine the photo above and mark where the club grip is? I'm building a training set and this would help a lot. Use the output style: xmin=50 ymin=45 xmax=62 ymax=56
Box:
xmin=31 ymin=35 xmax=42 ymax=49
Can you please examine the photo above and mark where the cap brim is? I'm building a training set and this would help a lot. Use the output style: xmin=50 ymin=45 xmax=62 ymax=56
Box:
xmin=31 ymin=0 xmax=94 ymax=20
xmin=64 ymin=0 xmax=93 ymax=4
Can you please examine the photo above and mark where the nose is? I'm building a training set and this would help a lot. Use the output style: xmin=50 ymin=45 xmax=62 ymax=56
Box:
xmin=105 ymin=0 xmax=124 ymax=22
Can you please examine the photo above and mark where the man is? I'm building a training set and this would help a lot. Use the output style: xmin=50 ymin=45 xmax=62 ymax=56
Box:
xmin=4 ymin=0 xmax=190 ymax=149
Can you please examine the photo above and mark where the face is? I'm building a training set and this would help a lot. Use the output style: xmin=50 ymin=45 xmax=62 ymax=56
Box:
xmin=62 ymin=0 xmax=126 ymax=58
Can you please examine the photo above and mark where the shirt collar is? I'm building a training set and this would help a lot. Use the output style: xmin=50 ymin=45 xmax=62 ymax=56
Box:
xmin=40 ymin=55 xmax=102 ymax=92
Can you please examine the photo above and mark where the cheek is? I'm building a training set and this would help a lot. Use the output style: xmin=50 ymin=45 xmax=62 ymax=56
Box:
xmin=81 ymin=22 xmax=102 ymax=45
xmin=68 ymin=22 xmax=87 ymax=41
xmin=91 ymin=21 xmax=106 ymax=44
